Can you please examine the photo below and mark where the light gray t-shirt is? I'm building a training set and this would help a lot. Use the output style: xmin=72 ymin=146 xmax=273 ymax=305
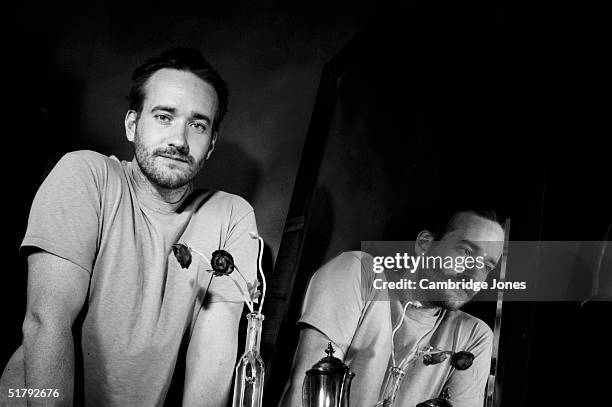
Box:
xmin=299 ymin=251 xmax=493 ymax=407
xmin=16 ymin=150 xmax=259 ymax=406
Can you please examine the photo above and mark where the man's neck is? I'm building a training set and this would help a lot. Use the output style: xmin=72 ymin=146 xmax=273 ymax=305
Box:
xmin=131 ymin=158 xmax=190 ymax=204
xmin=384 ymin=269 xmax=432 ymax=307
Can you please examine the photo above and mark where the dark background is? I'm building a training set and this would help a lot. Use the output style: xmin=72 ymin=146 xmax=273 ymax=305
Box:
xmin=262 ymin=4 xmax=610 ymax=406
xmin=2 ymin=1 xmax=609 ymax=406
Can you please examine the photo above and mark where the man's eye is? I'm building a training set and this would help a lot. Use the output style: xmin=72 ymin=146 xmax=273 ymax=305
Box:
xmin=155 ymin=114 xmax=171 ymax=122
xmin=190 ymin=122 xmax=207 ymax=132
xmin=460 ymin=247 xmax=472 ymax=256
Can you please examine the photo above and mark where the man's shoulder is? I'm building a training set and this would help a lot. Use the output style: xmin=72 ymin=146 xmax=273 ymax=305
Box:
xmin=60 ymin=150 xmax=115 ymax=165
xmin=310 ymin=251 xmax=372 ymax=286
xmin=194 ymin=190 xmax=253 ymax=214
xmin=55 ymin=150 xmax=121 ymax=179
xmin=207 ymin=190 xmax=253 ymax=210
xmin=190 ymin=190 xmax=255 ymax=228
xmin=40 ymin=150 xmax=124 ymax=192
xmin=444 ymin=309 xmax=494 ymax=339
xmin=334 ymin=250 xmax=373 ymax=263
xmin=326 ymin=250 xmax=372 ymax=271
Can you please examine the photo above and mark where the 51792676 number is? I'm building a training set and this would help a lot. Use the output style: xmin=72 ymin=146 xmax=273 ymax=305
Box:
xmin=8 ymin=388 xmax=60 ymax=398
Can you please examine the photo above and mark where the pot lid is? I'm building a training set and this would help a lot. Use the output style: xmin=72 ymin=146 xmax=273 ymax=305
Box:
xmin=306 ymin=342 xmax=351 ymax=374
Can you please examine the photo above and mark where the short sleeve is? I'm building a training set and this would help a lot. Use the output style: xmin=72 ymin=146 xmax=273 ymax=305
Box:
xmin=21 ymin=152 xmax=101 ymax=273
xmin=298 ymin=252 xmax=366 ymax=355
xmin=206 ymin=203 xmax=259 ymax=303
xmin=444 ymin=320 xmax=493 ymax=407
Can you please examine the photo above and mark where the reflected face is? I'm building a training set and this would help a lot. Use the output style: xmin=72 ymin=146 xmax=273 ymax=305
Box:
xmin=126 ymin=68 xmax=219 ymax=189
xmin=420 ymin=213 xmax=505 ymax=310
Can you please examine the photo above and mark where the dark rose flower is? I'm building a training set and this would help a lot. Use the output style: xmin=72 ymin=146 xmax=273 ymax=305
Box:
xmin=423 ymin=352 xmax=450 ymax=366
xmin=172 ymin=244 xmax=192 ymax=269
xmin=450 ymin=351 xmax=474 ymax=370
xmin=211 ymin=250 xmax=235 ymax=276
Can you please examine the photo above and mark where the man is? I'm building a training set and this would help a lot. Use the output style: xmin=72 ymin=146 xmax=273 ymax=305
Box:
xmin=1 ymin=48 xmax=259 ymax=406
xmin=280 ymin=209 xmax=504 ymax=407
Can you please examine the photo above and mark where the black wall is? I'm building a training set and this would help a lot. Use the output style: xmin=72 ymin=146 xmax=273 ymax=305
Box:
xmin=265 ymin=3 xmax=610 ymax=406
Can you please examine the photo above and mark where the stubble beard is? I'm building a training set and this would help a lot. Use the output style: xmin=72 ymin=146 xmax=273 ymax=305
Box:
xmin=431 ymin=297 xmax=468 ymax=311
xmin=133 ymin=128 xmax=205 ymax=189
xmin=420 ymin=267 xmax=472 ymax=311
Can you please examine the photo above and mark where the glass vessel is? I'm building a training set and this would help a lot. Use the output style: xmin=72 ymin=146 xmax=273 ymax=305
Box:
xmin=373 ymin=366 xmax=406 ymax=407
xmin=232 ymin=313 xmax=265 ymax=407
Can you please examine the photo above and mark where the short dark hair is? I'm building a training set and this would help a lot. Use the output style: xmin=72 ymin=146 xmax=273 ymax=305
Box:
xmin=127 ymin=47 xmax=229 ymax=132
xmin=434 ymin=208 xmax=503 ymax=240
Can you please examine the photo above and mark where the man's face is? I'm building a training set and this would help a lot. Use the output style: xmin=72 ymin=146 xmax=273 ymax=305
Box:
xmin=418 ymin=213 xmax=505 ymax=310
xmin=125 ymin=68 xmax=219 ymax=189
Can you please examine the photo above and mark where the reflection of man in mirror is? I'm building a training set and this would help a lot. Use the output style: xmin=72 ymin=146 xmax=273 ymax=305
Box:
xmin=1 ymin=48 xmax=259 ymax=406
xmin=281 ymin=209 xmax=504 ymax=407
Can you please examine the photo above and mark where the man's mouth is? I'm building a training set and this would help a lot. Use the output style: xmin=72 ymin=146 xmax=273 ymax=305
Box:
xmin=157 ymin=153 xmax=190 ymax=163
xmin=449 ymin=287 xmax=472 ymax=302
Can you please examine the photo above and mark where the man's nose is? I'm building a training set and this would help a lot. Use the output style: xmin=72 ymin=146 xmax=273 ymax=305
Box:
xmin=167 ymin=122 xmax=189 ymax=152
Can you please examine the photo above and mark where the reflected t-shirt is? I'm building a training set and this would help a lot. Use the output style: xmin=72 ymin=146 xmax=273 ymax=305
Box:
xmin=299 ymin=251 xmax=493 ymax=407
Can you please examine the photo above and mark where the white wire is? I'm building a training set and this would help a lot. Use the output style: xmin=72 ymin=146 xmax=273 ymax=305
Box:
xmin=390 ymin=301 xmax=412 ymax=367
xmin=249 ymin=232 xmax=267 ymax=314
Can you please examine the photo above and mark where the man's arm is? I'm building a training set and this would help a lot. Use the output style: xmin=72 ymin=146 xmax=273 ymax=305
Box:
xmin=279 ymin=326 xmax=346 ymax=407
xmin=21 ymin=251 xmax=90 ymax=406
xmin=279 ymin=252 xmax=368 ymax=407
xmin=182 ymin=301 xmax=243 ymax=407
xmin=442 ymin=323 xmax=493 ymax=407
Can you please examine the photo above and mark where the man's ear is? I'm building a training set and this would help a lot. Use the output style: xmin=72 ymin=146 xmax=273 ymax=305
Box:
xmin=206 ymin=131 xmax=218 ymax=160
xmin=415 ymin=230 xmax=435 ymax=255
xmin=125 ymin=110 xmax=138 ymax=142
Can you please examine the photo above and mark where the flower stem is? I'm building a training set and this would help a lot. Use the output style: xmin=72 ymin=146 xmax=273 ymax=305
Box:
xmin=190 ymin=246 xmax=254 ymax=311
xmin=228 ymin=276 xmax=254 ymax=312
xmin=190 ymin=247 xmax=212 ymax=267
xmin=232 ymin=264 xmax=251 ymax=292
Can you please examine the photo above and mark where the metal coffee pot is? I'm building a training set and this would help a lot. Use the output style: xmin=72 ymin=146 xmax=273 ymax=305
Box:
xmin=416 ymin=388 xmax=453 ymax=407
xmin=302 ymin=342 xmax=355 ymax=407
